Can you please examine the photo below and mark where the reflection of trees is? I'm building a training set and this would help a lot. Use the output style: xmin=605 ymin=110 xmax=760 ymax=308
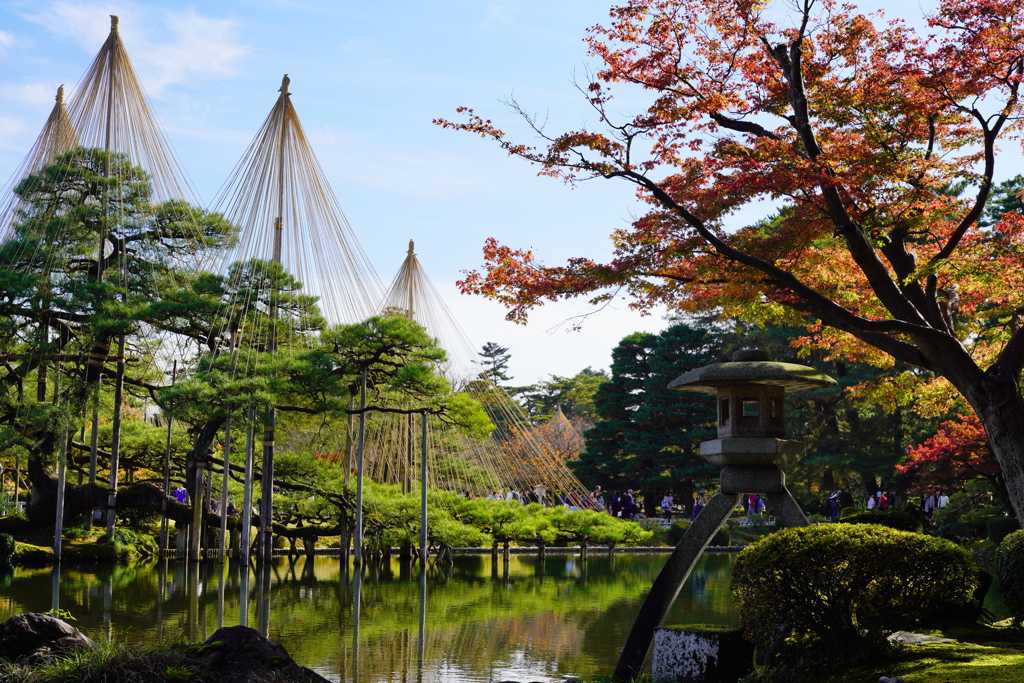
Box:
xmin=0 ymin=554 xmax=739 ymax=679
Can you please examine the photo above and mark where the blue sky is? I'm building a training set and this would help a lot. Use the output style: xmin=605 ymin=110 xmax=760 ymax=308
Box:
xmin=0 ymin=0 xmax=675 ymax=385
xmin=0 ymin=0 xmax=957 ymax=386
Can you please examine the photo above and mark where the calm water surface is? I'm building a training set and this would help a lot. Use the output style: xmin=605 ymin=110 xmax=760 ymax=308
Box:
xmin=0 ymin=552 xmax=739 ymax=682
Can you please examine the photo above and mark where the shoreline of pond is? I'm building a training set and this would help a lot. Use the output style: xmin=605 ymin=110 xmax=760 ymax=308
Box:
xmin=10 ymin=542 xmax=745 ymax=566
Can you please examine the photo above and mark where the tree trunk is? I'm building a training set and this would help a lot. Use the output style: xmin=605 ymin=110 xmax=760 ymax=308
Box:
xmin=967 ymin=381 xmax=1024 ymax=523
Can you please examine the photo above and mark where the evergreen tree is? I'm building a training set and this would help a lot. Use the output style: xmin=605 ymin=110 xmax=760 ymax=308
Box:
xmin=981 ymin=175 xmax=1024 ymax=228
xmin=478 ymin=341 xmax=513 ymax=383
xmin=572 ymin=322 xmax=719 ymax=509
xmin=520 ymin=367 xmax=609 ymax=423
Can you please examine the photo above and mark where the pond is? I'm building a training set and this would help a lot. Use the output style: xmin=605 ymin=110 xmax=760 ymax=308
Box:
xmin=0 ymin=552 xmax=739 ymax=682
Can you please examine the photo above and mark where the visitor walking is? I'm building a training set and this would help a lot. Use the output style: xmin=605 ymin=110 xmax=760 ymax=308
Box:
xmin=692 ymin=495 xmax=705 ymax=520
xmin=661 ymin=493 xmax=673 ymax=521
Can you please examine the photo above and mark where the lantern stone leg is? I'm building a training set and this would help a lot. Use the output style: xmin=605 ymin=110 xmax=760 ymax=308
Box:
xmin=615 ymin=491 xmax=740 ymax=680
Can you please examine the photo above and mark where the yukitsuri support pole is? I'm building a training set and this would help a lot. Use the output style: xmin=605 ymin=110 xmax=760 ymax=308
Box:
xmin=417 ymin=563 xmax=427 ymax=669
xmin=189 ymin=462 xmax=205 ymax=561
xmin=160 ymin=360 xmax=176 ymax=556
xmin=420 ymin=410 xmax=428 ymax=561
xmin=354 ymin=367 xmax=367 ymax=566
xmin=257 ymin=76 xmax=289 ymax=565
xmin=259 ymin=408 xmax=276 ymax=562
xmin=345 ymin=396 xmax=354 ymax=484
xmin=53 ymin=430 xmax=68 ymax=562
xmin=219 ymin=418 xmax=231 ymax=561
xmin=103 ymin=17 xmax=127 ymax=537
xmin=13 ymin=454 xmax=20 ymax=510
xmin=241 ymin=407 xmax=255 ymax=564
xmin=87 ymin=390 xmax=100 ymax=529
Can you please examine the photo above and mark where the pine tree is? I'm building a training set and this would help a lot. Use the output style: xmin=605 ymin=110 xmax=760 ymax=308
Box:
xmin=572 ymin=323 xmax=718 ymax=509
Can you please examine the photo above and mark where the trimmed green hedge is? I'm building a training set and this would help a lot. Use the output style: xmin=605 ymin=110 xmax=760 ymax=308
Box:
xmin=995 ymin=530 xmax=1024 ymax=626
xmin=837 ymin=504 xmax=926 ymax=532
xmin=666 ymin=520 xmax=731 ymax=546
xmin=731 ymin=524 xmax=977 ymax=667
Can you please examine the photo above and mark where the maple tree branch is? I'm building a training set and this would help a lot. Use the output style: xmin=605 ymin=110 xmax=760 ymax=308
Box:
xmin=616 ymin=169 xmax=945 ymax=363
xmin=708 ymin=113 xmax=783 ymax=142
xmin=765 ymin=27 xmax=936 ymax=331
xmin=933 ymin=61 xmax=1022 ymax=264
xmin=990 ymin=325 xmax=1024 ymax=382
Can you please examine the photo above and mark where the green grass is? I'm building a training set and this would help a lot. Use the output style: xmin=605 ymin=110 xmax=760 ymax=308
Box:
xmin=823 ymin=640 xmax=1024 ymax=683
xmin=0 ymin=641 xmax=314 ymax=682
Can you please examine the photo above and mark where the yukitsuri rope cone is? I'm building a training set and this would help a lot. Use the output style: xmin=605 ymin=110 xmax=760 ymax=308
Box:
xmin=374 ymin=241 xmax=592 ymax=503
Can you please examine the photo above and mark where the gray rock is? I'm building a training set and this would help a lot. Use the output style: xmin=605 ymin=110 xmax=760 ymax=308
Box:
xmin=0 ymin=612 xmax=96 ymax=664
xmin=200 ymin=625 xmax=330 ymax=683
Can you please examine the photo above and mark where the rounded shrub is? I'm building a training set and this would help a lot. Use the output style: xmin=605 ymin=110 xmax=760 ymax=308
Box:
xmin=731 ymin=524 xmax=977 ymax=667
xmin=666 ymin=521 xmax=691 ymax=545
xmin=995 ymin=529 xmax=1024 ymax=626
xmin=711 ymin=525 xmax=731 ymax=547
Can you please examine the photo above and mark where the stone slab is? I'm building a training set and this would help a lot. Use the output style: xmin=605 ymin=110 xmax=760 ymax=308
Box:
xmin=652 ymin=625 xmax=753 ymax=682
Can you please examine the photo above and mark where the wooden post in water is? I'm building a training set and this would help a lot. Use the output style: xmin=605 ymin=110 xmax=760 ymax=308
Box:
xmin=219 ymin=418 xmax=231 ymax=561
xmin=241 ymin=407 xmax=255 ymax=564
xmin=420 ymin=410 xmax=428 ymax=561
xmin=53 ymin=430 xmax=68 ymax=562
xmin=354 ymin=367 xmax=367 ymax=566
xmin=160 ymin=360 xmax=176 ymax=556
xmin=189 ymin=462 xmax=205 ymax=561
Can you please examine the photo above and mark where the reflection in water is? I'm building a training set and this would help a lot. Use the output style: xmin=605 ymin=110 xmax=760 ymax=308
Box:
xmin=1 ymin=553 xmax=743 ymax=682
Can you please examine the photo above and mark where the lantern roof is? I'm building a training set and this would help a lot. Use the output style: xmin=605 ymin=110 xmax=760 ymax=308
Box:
xmin=668 ymin=348 xmax=836 ymax=395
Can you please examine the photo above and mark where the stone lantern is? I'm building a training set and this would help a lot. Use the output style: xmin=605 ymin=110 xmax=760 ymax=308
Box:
xmin=616 ymin=348 xmax=836 ymax=679
xmin=669 ymin=347 xmax=835 ymax=497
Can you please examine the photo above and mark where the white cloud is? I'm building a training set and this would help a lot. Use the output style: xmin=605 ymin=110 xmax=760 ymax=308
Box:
xmin=481 ymin=4 xmax=518 ymax=29
xmin=0 ymin=29 xmax=15 ymax=50
xmin=18 ymin=2 xmax=246 ymax=95
xmin=5 ymin=81 xmax=65 ymax=107
xmin=0 ymin=116 xmax=30 ymax=153
xmin=144 ymin=9 xmax=245 ymax=93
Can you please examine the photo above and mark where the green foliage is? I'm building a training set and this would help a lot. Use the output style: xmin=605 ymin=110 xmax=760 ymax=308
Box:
xmin=0 ymin=533 xmax=14 ymax=565
xmin=837 ymin=505 xmax=926 ymax=533
xmin=61 ymin=527 xmax=91 ymax=541
xmin=995 ymin=530 xmax=1024 ymax=626
xmin=97 ymin=528 xmax=158 ymax=560
xmin=666 ymin=521 xmax=691 ymax=545
xmin=574 ymin=322 xmax=718 ymax=494
xmin=732 ymin=525 xmax=977 ymax=668
xmin=541 ymin=506 xmax=652 ymax=547
xmin=520 ymin=367 xmax=609 ymax=423
xmin=981 ymin=175 xmax=1024 ymax=228
xmin=43 ymin=608 xmax=75 ymax=622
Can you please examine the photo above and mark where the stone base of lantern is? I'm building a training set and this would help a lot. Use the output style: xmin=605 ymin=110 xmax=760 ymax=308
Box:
xmin=651 ymin=625 xmax=754 ymax=683
xmin=700 ymin=437 xmax=805 ymax=468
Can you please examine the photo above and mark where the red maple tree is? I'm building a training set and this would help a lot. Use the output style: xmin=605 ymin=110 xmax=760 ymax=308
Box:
xmin=437 ymin=0 xmax=1024 ymax=521
xmin=900 ymin=413 xmax=1007 ymax=505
